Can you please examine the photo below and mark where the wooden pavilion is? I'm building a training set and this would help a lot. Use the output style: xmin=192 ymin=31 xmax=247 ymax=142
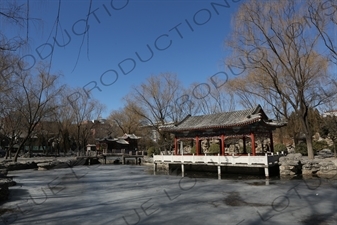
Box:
xmin=165 ymin=105 xmax=286 ymax=156
xmin=96 ymin=133 xmax=141 ymax=154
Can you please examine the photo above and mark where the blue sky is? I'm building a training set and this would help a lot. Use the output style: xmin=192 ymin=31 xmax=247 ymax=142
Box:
xmin=6 ymin=0 xmax=243 ymax=117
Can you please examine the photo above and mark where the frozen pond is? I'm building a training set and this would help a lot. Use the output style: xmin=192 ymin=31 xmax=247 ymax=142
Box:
xmin=1 ymin=164 xmax=337 ymax=225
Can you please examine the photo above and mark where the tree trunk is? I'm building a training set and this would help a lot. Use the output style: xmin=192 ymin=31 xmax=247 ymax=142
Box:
xmin=14 ymin=143 xmax=24 ymax=162
xmin=302 ymin=113 xmax=314 ymax=159
xmin=5 ymin=139 xmax=14 ymax=159
xmin=77 ymin=126 xmax=81 ymax=156
xmin=14 ymin=136 xmax=30 ymax=162
xmin=305 ymin=134 xmax=314 ymax=159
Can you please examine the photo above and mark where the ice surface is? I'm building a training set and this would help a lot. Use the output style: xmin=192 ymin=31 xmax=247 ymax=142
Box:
xmin=1 ymin=165 xmax=336 ymax=225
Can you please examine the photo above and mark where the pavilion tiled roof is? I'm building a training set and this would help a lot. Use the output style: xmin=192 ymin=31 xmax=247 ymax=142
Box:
xmin=119 ymin=133 xmax=141 ymax=139
xmin=166 ymin=105 xmax=284 ymax=132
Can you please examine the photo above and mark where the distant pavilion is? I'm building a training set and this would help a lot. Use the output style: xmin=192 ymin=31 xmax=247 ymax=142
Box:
xmin=164 ymin=105 xmax=286 ymax=156
xmin=96 ymin=133 xmax=141 ymax=154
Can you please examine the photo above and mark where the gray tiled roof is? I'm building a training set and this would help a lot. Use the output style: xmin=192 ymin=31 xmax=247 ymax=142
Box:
xmin=168 ymin=105 xmax=265 ymax=131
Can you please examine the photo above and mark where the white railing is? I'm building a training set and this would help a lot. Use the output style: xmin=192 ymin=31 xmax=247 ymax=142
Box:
xmin=154 ymin=153 xmax=281 ymax=166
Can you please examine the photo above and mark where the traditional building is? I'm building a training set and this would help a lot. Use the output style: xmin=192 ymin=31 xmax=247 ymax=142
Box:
xmin=164 ymin=105 xmax=286 ymax=156
xmin=96 ymin=133 xmax=141 ymax=154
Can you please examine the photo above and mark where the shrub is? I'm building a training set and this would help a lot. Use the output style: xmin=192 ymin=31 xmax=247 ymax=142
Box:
xmin=190 ymin=146 xmax=196 ymax=154
xmin=274 ymin=143 xmax=287 ymax=153
xmin=208 ymin=143 xmax=220 ymax=154
xmin=147 ymin=146 xmax=160 ymax=157
xmin=239 ymin=145 xmax=252 ymax=153
xmin=295 ymin=142 xmax=307 ymax=155
xmin=313 ymin=140 xmax=329 ymax=152
xmin=294 ymin=141 xmax=329 ymax=156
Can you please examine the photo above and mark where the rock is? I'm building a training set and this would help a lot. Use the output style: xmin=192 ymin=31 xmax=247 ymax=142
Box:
xmin=5 ymin=162 xmax=38 ymax=171
xmin=37 ymin=162 xmax=53 ymax=170
xmin=302 ymin=169 xmax=312 ymax=175
xmin=0 ymin=178 xmax=16 ymax=187
xmin=319 ymin=172 xmax=337 ymax=176
xmin=303 ymin=164 xmax=312 ymax=170
xmin=288 ymin=160 xmax=301 ymax=166
xmin=279 ymin=154 xmax=303 ymax=176
xmin=285 ymin=153 xmax=302 ymax=160
xmin=37 ymin=161 xmax=71 ymax=170
xmin=287 ymin=147 xmax=295 ymax=154
xmin=0 ymin=184 xmax=9 ymax=202
xmin=293 ymin=153 xmax=302 ymax=159
xmin=0 ymin=177 xmax=16 ymax=202
xmin=279 ymin=157 xmax=287 ymax=163
xmin=0 ymin=169 xmax=8 ymax=178
xmin=280 ymin=170 xmax=291 ymax=175
xmin=279 ymin=155 xmax=337 ymax=177
xmin=329 ymin=158 xmax=337 ymax=166
xmin=319 ymin=161 xmax=334 ymax=166
xmin=317 ymin=149 xmax=333 ymax=158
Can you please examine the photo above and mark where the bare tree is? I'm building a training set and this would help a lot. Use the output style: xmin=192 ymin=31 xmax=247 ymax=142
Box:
xmin=0 ymin=1 xmax=29 ymax=51
xmin=225 ymin=0 xmax=336 ymax=159
xmin=125 ymin=73 xmax=186 ymax=127
xmin=0 ymin=52 xmax=22 ymax=158
xmin=125 ymin=73 xmax=189 ymax=151
xmin=307 ymin=0 xmax=337 ymax=64
xmin=8 ymin=64 xmax=64 ymax=161
xmin=107 ymin=102 xmax=144 ymax=136
xmin=0 ymin=107 xmax=24 ymax=159
xmin=189 ymin=77 xmax=236 ymax=115
xmin=50 ymin=87 xmax=79 ymax=155
xmin=67 ymin=88 xmax=105 ymax=155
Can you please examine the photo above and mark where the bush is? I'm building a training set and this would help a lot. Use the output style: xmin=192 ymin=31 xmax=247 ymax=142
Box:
xmin=313 ymin=140 xmax=329 ymax=152
xmin=147 ymin=146 xmax=160 ymax=157
xmin=294 ymin=141 xmax=329 ymax=156
xmin=238 ymin=146 xmax=251 ymax=153
xmin=208 ymin=143 xmax=220 ymax=154
xmin=274 ymin=143 xmax=287 ymax=153
xmin=190 ymin=146 xmax=196 ymax=154
xmin=295 ymin=142 xmax=308 ymax=155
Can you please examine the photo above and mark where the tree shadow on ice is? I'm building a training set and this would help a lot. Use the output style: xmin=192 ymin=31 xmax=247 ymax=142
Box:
xmin=301 ymin=213 xmax=336 ymax=225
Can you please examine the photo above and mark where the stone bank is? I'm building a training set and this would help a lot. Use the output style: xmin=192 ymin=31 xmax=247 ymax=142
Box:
xmin=279 ymin=153 xmax=337 ymax=177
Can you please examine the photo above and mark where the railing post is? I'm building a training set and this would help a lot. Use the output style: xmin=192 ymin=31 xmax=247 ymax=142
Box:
xmin=161 ymin=153 xmax=164 ymax=162
xmin=248 ymin=153 xmax=251 ymax=165
xmin=232 ymin=153 xmax=235 ymax=164
xmin=218 ymin=153 xmax=220 ymax=165
xmin=192 ymin=153 xmax=195 ymax=163
xmin=171 ymin=154 xmax=173 ymax=162
xmin=204 ymin=153 xmax=207 ymax=164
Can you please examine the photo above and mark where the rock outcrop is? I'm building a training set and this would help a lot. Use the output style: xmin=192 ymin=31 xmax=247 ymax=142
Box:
xmin=1 ymin=161 xmax=38 ymax=171
xmin=279 ymin=153 xmax=337 ymax=177
xmin=0 ymin=178 xmax=16 ymax=202
xmin=279 ymin=153 xmax=303 ymax=176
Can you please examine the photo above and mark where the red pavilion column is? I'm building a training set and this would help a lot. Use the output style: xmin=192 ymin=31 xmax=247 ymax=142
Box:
xmin=270 ymin=131 xmax=274 ymax=153
xmin=174 ymin=137 xmax=178 ymax=155
xmin=221 ymin=134 xmax=225 ymax=156
xmin=196 ymin=136 xmax=200 ymax=155
xmin=251 ymin=133 xmax=256 ymax=156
